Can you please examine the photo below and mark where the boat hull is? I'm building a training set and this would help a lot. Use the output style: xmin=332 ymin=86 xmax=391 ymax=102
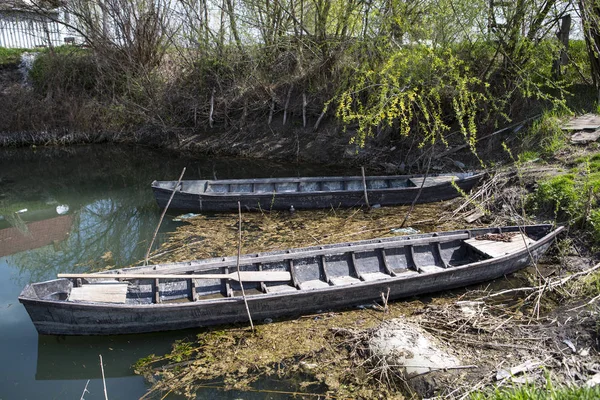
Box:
xmin=152 ymin=174 xmax=483 ymax=212
xmin=19 ymin=225 xmax=561 ymax=335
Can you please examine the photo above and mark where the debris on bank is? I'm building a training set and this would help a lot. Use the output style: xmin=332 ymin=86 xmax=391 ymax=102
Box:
xmin=368 ymin=319 xmax=461 ymax=378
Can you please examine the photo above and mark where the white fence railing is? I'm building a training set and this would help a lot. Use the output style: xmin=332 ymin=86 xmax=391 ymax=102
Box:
xmin=0 ymin=11 xmax=71 ymax=48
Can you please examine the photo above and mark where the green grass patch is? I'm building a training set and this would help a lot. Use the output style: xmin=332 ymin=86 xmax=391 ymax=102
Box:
xmin=0 ymin=47 xmax=27 ymax=66
xmin=532 ymin=174 xmax=579 ymax=220
xmin=470 ymin=383 xmax=600 ymax=400
xmin=531 ymin=165 xmax=600 ymax=244
xmin=521 ymin=112 xmax=569 ymax=160
xmin=518 ymin=151 xmax=540 ymax=163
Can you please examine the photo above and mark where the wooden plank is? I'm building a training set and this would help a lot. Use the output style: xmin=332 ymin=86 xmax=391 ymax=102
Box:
xmin=571 ymin=129 xmax=600 ymax=144
xmin=69 ymin=283 xmax=128 ymax=304
xmin=561 ymin=114 xmax=600 ymax=131
xmin=298 ymin=280 xmax=330 ymax=290
xmin=58 ymin=271 xmax=292 ymax=282
xmin=409 ymin=175 xmax=459 ymax=187
xmin=329 ymin=276 xmax=361 ymax=286
xmin=265 ymin=284 xmax=298 ymax=293
xmin=360 ymin=272 xmax=391 ymax=281
xmin=465 ymin=233 xmax=535 ymax=258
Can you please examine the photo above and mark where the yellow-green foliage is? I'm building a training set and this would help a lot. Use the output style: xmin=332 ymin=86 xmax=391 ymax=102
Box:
xmin=336 ymin=46 xmax=486 ymax=148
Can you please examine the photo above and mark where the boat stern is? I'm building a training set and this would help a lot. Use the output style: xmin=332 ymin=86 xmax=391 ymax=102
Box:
xmin=19 ymin=278 xmax=72 ymax=303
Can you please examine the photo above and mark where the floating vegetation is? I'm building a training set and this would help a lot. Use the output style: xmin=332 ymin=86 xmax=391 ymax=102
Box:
xmin=148 ymin=202 xmax=461 ymax=265
xmin=135 ymin=203 xmax=465 ymax=399
xmin=135 ymin=297 xmax=428 ymax=399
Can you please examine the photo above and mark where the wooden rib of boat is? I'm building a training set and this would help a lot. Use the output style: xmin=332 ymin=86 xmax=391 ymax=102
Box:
xmin=151 ymin=172 xmax=484 ymax=212
xmin=19 ymin=224 xmax=563 ymax=336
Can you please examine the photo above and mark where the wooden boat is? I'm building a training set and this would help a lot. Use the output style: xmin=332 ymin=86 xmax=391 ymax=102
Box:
xmin=151 ymin=172 xmax=484 ymax=212
xmin=19 ymin=224 xmax=562 ymax=336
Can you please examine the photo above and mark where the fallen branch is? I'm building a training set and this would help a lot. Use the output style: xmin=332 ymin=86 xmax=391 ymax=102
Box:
xmin=475 ymin=261 xmax=600 ymax=301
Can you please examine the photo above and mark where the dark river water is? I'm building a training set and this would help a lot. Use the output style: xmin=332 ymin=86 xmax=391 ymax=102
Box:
xmin=0 ymin=144 xmax=346 ymax=400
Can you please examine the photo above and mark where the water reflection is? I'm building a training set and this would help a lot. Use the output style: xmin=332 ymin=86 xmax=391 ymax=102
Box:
xmin=3 ymin=190 xmax=178 ymax=286
xmin=36 ymin=330 xmax=197 ymax=380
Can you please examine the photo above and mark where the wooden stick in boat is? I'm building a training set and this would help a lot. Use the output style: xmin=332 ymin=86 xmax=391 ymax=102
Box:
xmin=237 ymin=201 xmax=254 ymax=331
xmin=58 ymin=271 xmax=292 ymax=282
xmin=361 ymin=166 xmax=370 ymax=209
xmin=145 ymin=167 xmax=186 ymax=265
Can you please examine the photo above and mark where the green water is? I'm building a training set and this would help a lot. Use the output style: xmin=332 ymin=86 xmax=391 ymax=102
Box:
xmin=0 ymin=144 xmax=343 ymax=399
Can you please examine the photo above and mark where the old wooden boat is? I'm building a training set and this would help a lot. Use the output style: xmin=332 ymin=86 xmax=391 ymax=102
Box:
xmin=151 ymin=172 xmax=484 ymax=212
xmin=19 ymin=224 xmax=562 ymax=336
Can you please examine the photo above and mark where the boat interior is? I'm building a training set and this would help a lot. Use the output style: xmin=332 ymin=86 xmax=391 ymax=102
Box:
xmin=22 ymin=225 xmax=553 ymax=306
xmin=154 ymin=174 xmax=476 ymax=195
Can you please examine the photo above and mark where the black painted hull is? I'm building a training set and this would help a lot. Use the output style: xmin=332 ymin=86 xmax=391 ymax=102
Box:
xmin=152 ymin=173 xmax=483 ymax=212
xmin=19 ymin=225 xmax=562 ymax=336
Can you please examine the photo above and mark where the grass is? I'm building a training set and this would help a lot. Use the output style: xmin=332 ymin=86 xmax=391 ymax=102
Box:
xmin=529 ymin=150 xmax=600 ymax=244
xmin=0 ymin=47 xmax=27 ymax=66
xmin=470 ymin=382 xmax=600 ymax=399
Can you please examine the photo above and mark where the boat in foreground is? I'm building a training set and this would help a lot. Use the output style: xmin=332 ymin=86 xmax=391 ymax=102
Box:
xmin=19 ymin=224 xmax=562 ymax=336
xmin=151 ymin=172 xmax=484 ymax=212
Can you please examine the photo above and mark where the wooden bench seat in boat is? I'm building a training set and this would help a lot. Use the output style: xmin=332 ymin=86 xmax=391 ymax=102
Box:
xmin=69 ymin=282 xmax=128 ymax=304
xmin=299 ymin=280 xmax=330 ymax=290
xmin=360 ymin=272 xmax=392 ymax=281
xmin=264 ymin=284 xmax=298 ymax=294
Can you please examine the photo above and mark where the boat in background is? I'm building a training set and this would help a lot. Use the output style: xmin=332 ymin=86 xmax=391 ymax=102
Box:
xmin=19 ymin=224 xmax=562 ymax=336
xmin=151 ymin=172 xmax=484 ymax=212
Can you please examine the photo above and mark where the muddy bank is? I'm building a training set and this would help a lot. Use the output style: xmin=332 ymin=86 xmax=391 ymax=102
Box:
xmin=0 ymin=120 xmax=486 ymax=174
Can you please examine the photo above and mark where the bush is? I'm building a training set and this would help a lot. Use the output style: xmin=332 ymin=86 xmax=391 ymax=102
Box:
xmin=30 ymin=47 xmax=98 ymax=96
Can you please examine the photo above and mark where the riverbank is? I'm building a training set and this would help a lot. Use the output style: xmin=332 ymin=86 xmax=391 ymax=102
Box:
xmin=0 ymin=49 xmax=580 ymax=173
xmin=133 ymin=137 xmax=600 ymax=398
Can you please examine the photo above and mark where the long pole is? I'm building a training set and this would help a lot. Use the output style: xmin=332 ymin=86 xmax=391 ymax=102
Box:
xmin=145 ymin=167 xmax=186 ymax=265
xmin=237 ymin=201 xmax=254 ymax=331
xmin=99 ymin=354 xmax=108 ymax=400
xmin=361 ymin=166 xmax=370 ymax=209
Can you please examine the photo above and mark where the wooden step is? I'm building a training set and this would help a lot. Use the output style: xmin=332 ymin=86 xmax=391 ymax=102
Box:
xmin=465 ymin=233 xmax=535 ymax=258
xmin=409 ymin=175 xmax=459 ymax=187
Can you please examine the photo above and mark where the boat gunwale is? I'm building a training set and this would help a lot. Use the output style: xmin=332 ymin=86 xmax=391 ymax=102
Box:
xmin=151 ymin=173 xmax=484 ymax=196
xmin=18 ymin=225 xmax=563 ymax=309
